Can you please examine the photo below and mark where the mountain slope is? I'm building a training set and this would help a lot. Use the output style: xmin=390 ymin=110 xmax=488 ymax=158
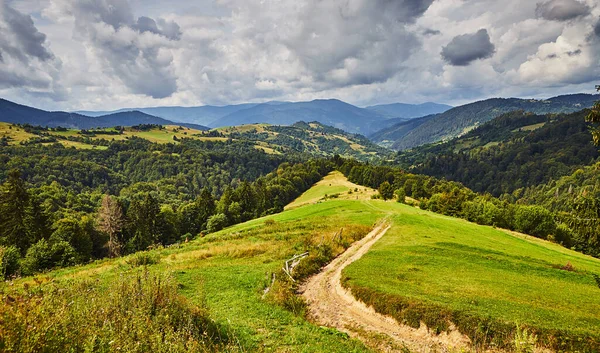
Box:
xmin=0 ymin=99 xmax=208 ymax=130
xmin=212 ymin=99 xmax=388 ymax=135
xmin=395 ymin=109 xmax=598 ymax=196
xmin=365 ymin=102 xmax=452 ymax=119
xmin=368 ymin=114 xmax=438 ymax=148
xmin=78 ymin=104 xmax=257 ymax=126
xmin=218 ymin=121 xmax=391 ymax=161
xmin=375 ymin=94 xmax=599 ymax=150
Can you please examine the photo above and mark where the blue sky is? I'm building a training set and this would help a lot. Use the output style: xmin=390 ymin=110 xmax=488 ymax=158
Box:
xmin=1 ymin=0 xmax=599 ymax=111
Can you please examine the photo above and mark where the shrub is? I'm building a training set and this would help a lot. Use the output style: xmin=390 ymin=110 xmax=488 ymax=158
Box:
xmin=378 ymin=181 xmax=394 ymax=200
xmin=395 ymin=188 xmax=406 ymax=203
xmin=206 ymin=213 xmax=228 ymax=233
xmin=21 ymin=238 xmax=77 ymax=275
xmin=0 ymin=246 xmax=21 ymax=279
xmin=514 ymin=205 xmax=555 ymax=239
xmin=126 ymin=251 xmax=161 ymax=267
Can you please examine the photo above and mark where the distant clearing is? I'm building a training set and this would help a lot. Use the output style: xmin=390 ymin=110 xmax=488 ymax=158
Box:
xmin=285 ymin=171 xmax=376 ymax=209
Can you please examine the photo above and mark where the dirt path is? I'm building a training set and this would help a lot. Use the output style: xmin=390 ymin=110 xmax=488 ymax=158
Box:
xmin=300 ymin=223 xmax=473 ymax=353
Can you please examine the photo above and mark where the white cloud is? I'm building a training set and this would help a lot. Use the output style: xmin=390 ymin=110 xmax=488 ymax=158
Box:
xmin=1 ymin=0 xmax=599 ymax=111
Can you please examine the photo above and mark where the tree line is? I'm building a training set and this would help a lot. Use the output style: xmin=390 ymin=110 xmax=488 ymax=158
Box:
xmin=337 ymin=157 xmax=599 ymax=258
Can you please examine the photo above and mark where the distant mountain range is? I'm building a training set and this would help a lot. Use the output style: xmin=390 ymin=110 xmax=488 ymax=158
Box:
xmin=1 ymin=93 xmax=597 ymax=145
xmin=77 ymin=99 xmax=453 ymax=136
xmin=370 ymin=94 xmax=600 ymax=150
xmin=77 ymin=104 xmax=257 ymax=127
xmin=0 ymin=99 xmax=208 ymax=130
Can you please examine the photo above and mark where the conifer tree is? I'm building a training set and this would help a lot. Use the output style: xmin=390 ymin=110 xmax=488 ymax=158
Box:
xmin=0 ymin=169 xmax=30 ymax=253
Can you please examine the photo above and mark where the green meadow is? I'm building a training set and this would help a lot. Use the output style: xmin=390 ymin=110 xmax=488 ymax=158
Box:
xmin=2 ymin=173 xmax=600 ymax=352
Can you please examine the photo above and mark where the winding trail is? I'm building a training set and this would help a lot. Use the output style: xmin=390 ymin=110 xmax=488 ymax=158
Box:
xmin=300 ymin=222 xmax=472 ymax=353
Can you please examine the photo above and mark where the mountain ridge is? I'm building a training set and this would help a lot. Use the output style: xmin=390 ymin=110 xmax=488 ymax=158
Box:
xmin=372 ymin=93 xmax=600 ymax=150
xmin=0 ymin=98 xmax=208 ymax=130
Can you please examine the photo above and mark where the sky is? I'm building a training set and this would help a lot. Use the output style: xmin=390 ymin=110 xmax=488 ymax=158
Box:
xmin=0 ymin=0 xmax=599 ymax=111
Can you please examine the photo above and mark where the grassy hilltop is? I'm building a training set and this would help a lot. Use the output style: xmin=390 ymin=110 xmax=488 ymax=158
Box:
xmin=2 ymin=172 xmax=600 ymax=352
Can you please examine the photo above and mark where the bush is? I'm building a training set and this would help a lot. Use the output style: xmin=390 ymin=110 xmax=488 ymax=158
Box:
xmin=378 ymin=181 xmax=394 ymax=200
xmin=21 ymin=238 xmax=77 ymax=275
xmin=126 ymin=251 xmax=161 ymax=267
xmin=514 ymin=205 xmax=555 ymax=239
xmin=0 ymin=246 xmax=21 ymax=279
xmin=395 ymin=188 xmax=406 ymax=203
xmin=206 ymin=213 xmax=228 ymax=233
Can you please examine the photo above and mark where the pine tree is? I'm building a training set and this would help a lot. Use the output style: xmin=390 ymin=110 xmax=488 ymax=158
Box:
xmin=0 ymin=169 xmax=31 ymax=253
xmin=96 ymin=195 xmax=125 ymax=258
xmin=126 ymin=193 xmax=160 ymax=251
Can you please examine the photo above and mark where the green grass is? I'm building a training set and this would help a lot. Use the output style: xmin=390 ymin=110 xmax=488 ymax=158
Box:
xmin=286 ymin=172 xmax=376 ymax=209
xmin=342 ymin=202 xmax=600 ymax=351
xmin=4 ymin=173 xmax=600 ymax=351
xmin=6 ymin=199 xmax=384 ymax=352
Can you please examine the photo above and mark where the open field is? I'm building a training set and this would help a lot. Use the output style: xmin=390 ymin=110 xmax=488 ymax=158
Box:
xmin=3 ymin=173 xmax=600 ymax=352
xmin=0 ymin=123 xmax=38 ymax=144
xmin=285 ymin=171 xmax=377 ymax=209
xmin=343 ymin=203 xmax=600 ymax=351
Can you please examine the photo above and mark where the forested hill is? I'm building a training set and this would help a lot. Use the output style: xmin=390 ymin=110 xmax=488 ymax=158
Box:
xmin=0 ymin=120 xmax=390 ymax=162
xmin=395 ymin=109 xmax=598 ymax=196
xmin=0 ymin=98 xmax=208 ymax=130
xmin=218 ymin=121 xmax=391 ymax=161
xmin=372 ymin=94 xmax=599 ymax=150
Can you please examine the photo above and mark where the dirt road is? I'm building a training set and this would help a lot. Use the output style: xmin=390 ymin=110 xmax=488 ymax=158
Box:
xmin=300 ymin=223 xmax=472 ymax=352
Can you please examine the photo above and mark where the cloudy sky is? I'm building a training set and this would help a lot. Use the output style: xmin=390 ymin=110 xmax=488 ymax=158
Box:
xmin=0 ymin=0 xmax=599 ymax=111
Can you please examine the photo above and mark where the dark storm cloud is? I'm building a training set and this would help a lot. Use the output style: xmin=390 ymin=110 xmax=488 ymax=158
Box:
xmin=594 ymin=19 xmax=600 ymax=37
xmin=284 ymin=0 xmax=434 ymax=87
xmin=441 ymin=29 xmax=495 ymax=66
xmin=423 ymin=28 xmax=441 ymax=36
xmin=134 ymin=16 xmax=182 ymax=40
xmin=376 ymin=0 xmax=435 ymax=21
xmin=535 ymin=0 xmax=590 ymax=21
xmin=1 ymin=2 xmax=53 ymax=62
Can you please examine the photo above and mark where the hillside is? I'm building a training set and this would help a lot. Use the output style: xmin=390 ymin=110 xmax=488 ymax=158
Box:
xmin=2 ymin=172 xmax=599 ymax=352
xmin=368 ymin=114 xmax=438 ymax=148
xmin=0 ymin=120 xmax=390 ymax=161
xmin=0 ymin=99 xmax=208 ymax=130
xmin=365 ymin=102 xmax=452 ymax=119
xmin=372 ymin=94 xmax=599 ymax=150
xmin=218 ymin=121 xmax=391 ymax=161
xmin=394 ymin=110 xmax=598 ymax=196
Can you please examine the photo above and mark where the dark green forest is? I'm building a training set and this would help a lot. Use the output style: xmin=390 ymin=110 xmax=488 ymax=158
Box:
xmin=395 ymin=110 xmax=598 ymax=196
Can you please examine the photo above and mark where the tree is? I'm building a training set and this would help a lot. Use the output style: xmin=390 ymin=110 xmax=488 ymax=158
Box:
xmin=96 ymin=195 xmax=125 ymax=257
xmin=0 ymin=169 xmax=31 ymax=253
xmin=207 ymin=213 xmax=228 ymax=233
xmin=378 ymin=181 xmax=394 ymax=201
xmin=395 ymin=188 xmax=406 ymax=203
xmin=25 ymin=196 xmax=51 ymax=243
xmin=126 ymin=193 xmax=161 ymax=252
xmin=587 ymin=85 xmax=600 ymax=145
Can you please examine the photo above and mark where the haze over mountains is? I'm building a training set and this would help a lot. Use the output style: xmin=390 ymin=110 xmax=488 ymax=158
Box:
xmin=77 ymin=99 xmax=452 ymax=136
